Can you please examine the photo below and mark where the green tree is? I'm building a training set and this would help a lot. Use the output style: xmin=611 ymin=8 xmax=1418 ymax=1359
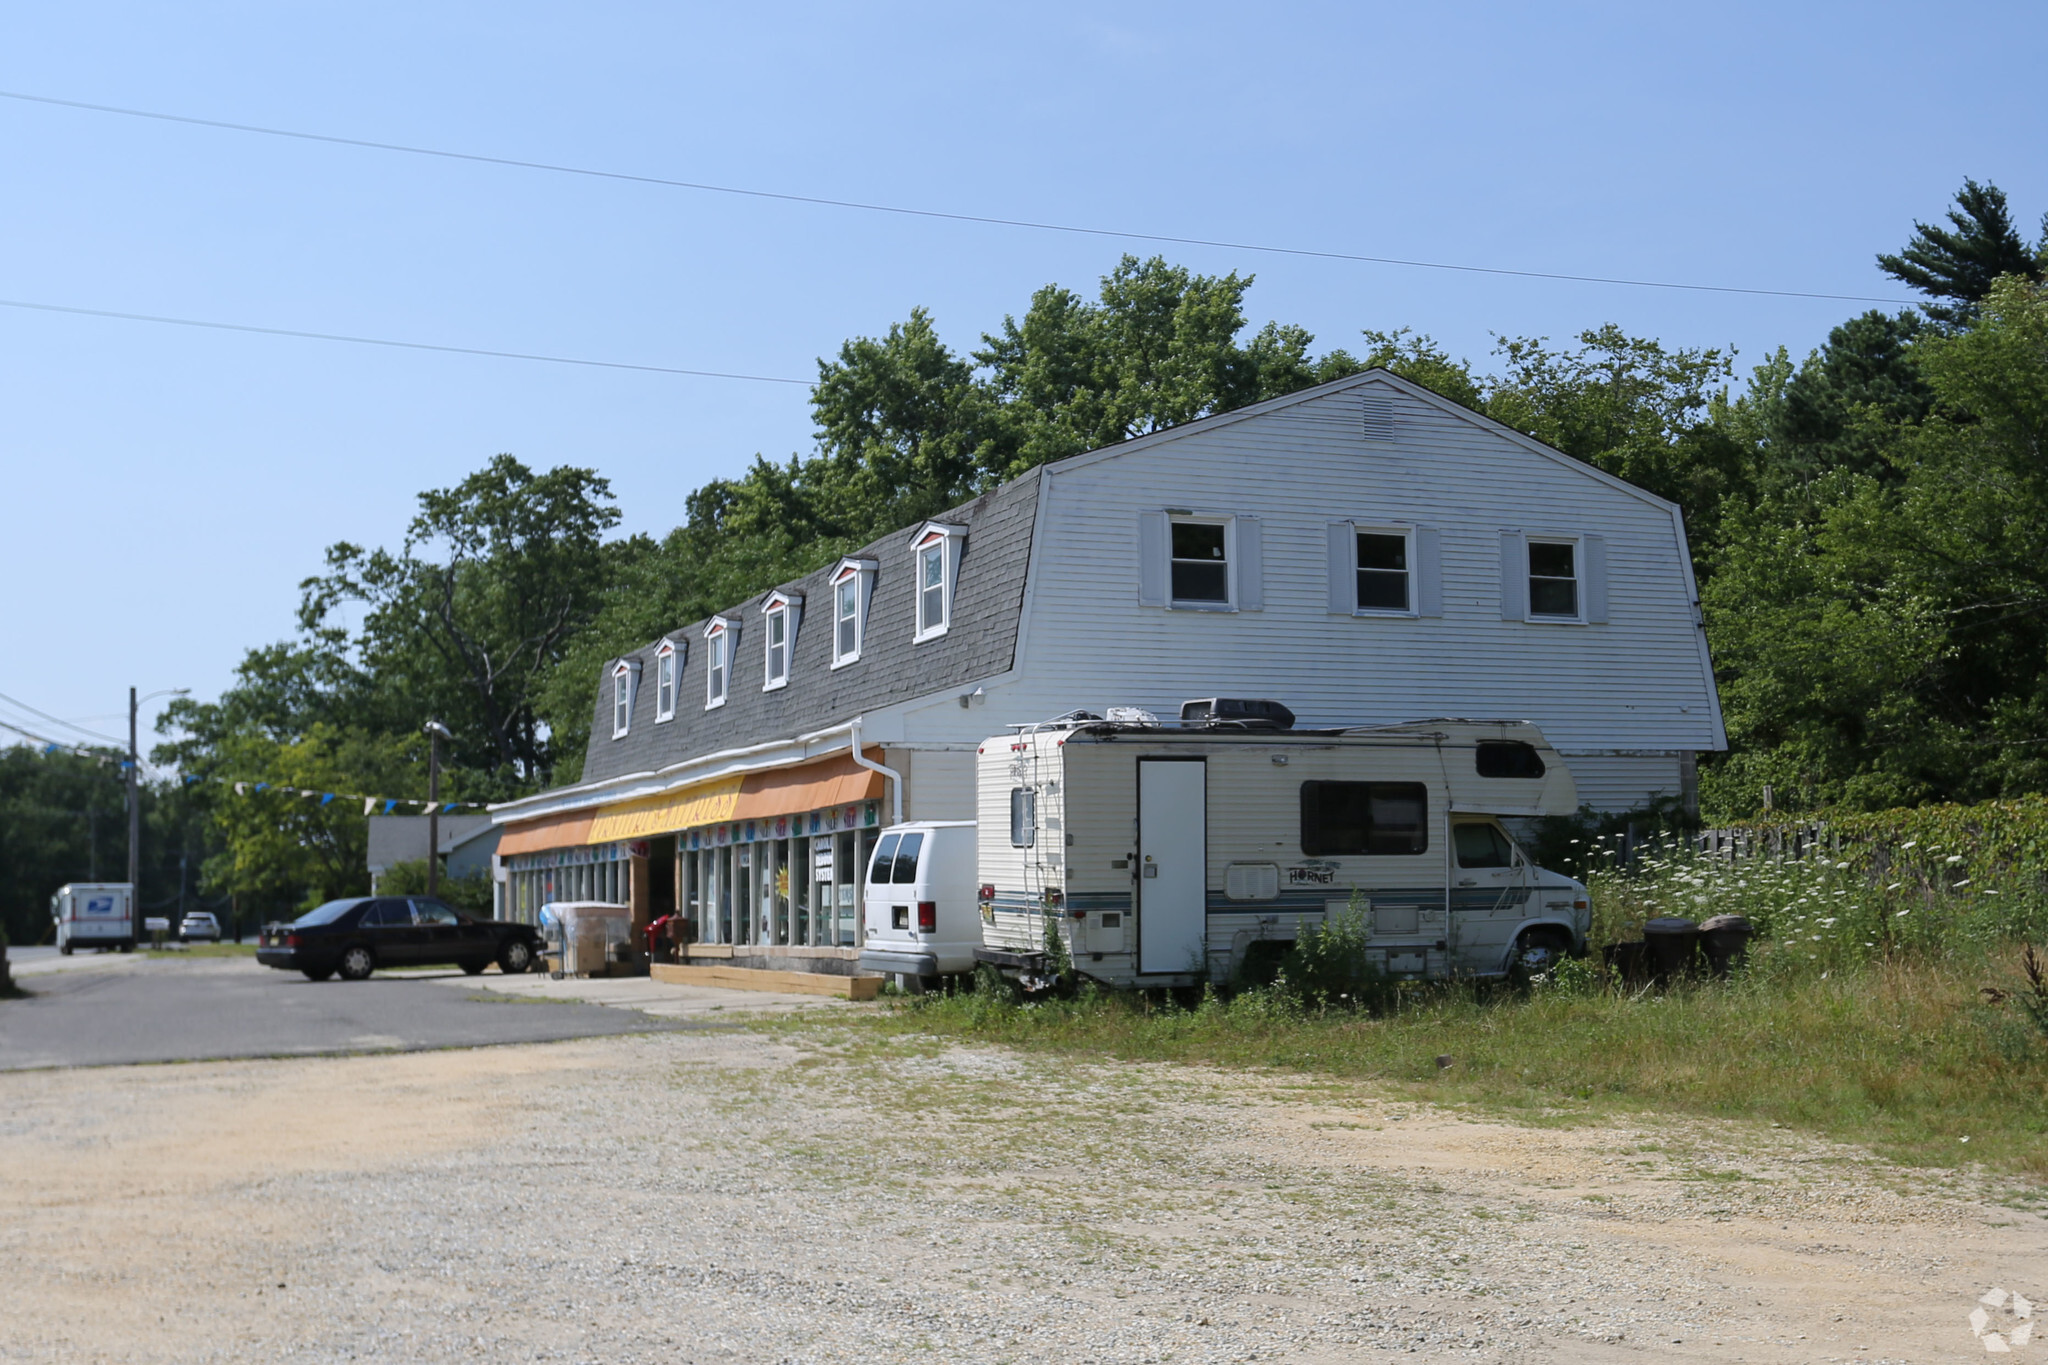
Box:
xmin=1701 ymin=276 xmax=2048 ymax=815
xmin=1876 ymin=179 xmax=2045 ymax=327
xmin=300 ymin=455 xmax=619 ymax=788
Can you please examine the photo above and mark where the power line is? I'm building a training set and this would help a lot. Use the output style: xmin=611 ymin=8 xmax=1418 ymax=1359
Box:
xmin=1 ymin=87 xmax=1920 ymax=308
xmin=0 ymin=689 xmax=125 ymax=745
xmin=0 ymin=297 xmax=812 ymax=385
xmin=0 ymin=717 xmax=103 ymax=752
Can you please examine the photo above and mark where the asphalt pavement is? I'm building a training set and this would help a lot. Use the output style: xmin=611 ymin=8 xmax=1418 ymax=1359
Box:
xmin=0 ymin=955 xmax=702 ymax=1070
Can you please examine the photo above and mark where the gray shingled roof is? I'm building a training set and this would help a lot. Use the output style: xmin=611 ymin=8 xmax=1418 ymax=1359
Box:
xmin=577 ymin=467 xmax=1042 ymax=786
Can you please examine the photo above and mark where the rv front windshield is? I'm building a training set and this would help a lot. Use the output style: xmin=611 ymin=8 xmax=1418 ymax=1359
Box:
xmin=294 ymin=899 xmax=361 ymax=927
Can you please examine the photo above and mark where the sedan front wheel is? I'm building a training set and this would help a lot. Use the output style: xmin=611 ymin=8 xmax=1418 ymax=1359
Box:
xmin=497 ymin=940 xmax=534 ymax=975
xmin=337 ymin=945 xmax=376 ymax=981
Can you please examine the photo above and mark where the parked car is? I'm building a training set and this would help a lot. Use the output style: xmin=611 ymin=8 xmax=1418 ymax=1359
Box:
xmin=857 ymin=821 xmax=979 ymax=990
xmin=178 ymin=911 xmax=221 ymax=943
xmin=256 ymin=896 xmax=544 ymax=982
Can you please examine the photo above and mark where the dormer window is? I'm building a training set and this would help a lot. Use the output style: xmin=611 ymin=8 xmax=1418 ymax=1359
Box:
xmin=654 ymin=641 xmax=680 ymax=722
xmin=761 ymin=591 xmax=801 ymax=691
xmin=610 ymin=660 xmax=638 ymax=739
xmin=704 ymin=617 xmax=738 ymax=709
xmin=829 ymin=558 xmax=878 ymax=667
xmin=910 ymin=523 xmax=966 ymax=644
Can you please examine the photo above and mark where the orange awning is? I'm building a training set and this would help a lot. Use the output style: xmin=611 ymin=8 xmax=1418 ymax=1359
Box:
xmin=497 ymin=808 xmax=595 ymax=857
xmin=730 ymin=749 xmax=886 ymax=822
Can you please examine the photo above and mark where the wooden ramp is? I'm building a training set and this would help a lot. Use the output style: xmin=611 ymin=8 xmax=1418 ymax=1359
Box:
xmin=649 ymin=961 xmax=883 ymax=1001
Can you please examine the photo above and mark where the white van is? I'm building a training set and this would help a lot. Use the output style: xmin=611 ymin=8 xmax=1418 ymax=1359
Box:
xmin=52 ymin=883 xmax=136 ymax=954
xmin=974 ymin=707 xmax=1591 ymax=989
xmin=858 ymin=821 xmax=978 ymax=989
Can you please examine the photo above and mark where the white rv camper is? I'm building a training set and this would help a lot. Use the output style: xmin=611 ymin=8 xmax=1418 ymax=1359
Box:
xmin=973 ymin=702 xmax=1588 ymax=989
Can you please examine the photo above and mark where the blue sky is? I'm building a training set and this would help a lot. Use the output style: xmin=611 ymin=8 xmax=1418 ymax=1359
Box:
xmin=2 ymin=0 xmax=2042 ymax=750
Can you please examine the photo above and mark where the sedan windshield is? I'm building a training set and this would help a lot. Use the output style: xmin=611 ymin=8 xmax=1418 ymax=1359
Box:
xmin=295 ymin=899 xmax=362 ymax=927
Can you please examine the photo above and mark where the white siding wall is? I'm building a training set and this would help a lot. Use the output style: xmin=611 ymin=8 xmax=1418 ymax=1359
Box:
xmin=902 ymin=748 xmax=976 ymax=822
xmin=1561 ymin=753 xmax=1687 ymax=812
xmin=1001 ymin=379 xmax=1721 ymax=760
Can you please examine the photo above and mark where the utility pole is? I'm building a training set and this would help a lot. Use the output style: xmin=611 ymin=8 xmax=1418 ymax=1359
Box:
xmin=126 ymin=686 xmax=190 ymax=942
xmin=128 ymin=686 xmax=140 ymax=943
xmin=423 ymin=721 xmax=453 ymax=900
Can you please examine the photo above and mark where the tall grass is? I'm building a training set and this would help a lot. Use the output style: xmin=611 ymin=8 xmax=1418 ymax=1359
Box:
xmin=879 ymin=839 xmax=2048 ymax=1179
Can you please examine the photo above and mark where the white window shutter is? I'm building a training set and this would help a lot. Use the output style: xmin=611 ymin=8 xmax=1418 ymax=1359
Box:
xmin=1583 ymin=534 xmax=1609 ymax=623
xmin=1499 ymin=531 xmax=1526 ymax=620
xmin=1236 ymin=516 xmax=1263 ymax=611
xmin=1326 ymin=522 xmax=1352 ymax=613
xmin=1138 ymin=511 xmax=1168 ymax=607
xmin=1415 ymin=526 xmax=1443 ymax=617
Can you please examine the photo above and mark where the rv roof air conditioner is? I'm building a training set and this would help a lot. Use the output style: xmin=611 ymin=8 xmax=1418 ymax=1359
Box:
xmin=1179 ymin=698 xmax=1296 ymax=731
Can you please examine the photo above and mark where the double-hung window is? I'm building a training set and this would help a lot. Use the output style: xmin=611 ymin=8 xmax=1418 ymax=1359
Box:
xmin=1328 ymin=521 xmax=1438 ymax=617
xmin=1355 ymin=529 xmax=1411 ymax=612
xmin=610 ymin=660 xmax=636 ymax=739
xmin=1527 ymin=539 xmax=1579 ymax=619
xmin=704 ymin=618 xmax=736 ymax=708
xmin=761 ymin=591 xmax=799 ymax=690
xmin=910 ymin=524 xmax=965 ymax=644
xmin=829 ymin=558 xmax=876 ymax=666
xmin=919 ymin=543 xmax=946 ymax=633
xmin=1500 ymin=531 xmax=1606 ymax=624
xmin=654 ymin=642 xmax=679 ymax=722
xmin=1170 ymin=519 xmax=1230 ymax=604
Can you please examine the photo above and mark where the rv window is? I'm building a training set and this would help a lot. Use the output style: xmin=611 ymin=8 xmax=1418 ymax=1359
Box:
xmin=1299 ymin=781 xmax=1429 ymax=856
xmin=890 ymin=832 xmax=925 ymax=883
xmin=1454 ymin=823 xmax=1517 ymax=869
xmin=1476 ymin=740 xmax=1546 ymax=778
xmin=1010 ymin=788 xmax=1036 ymax=847
xmin=868 ymin=833 xmax=900 ymax=885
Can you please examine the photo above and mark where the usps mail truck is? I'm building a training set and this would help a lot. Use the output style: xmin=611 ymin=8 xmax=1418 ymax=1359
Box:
xmin=52 ymin=883 xmax=136 ymax=954
xmin=973 ymin=702 xmax=1589 ymax=990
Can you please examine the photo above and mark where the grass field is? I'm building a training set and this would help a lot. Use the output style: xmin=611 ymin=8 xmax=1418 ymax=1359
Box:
xmin=879 ymin=839 xmax=2048 ymax=1180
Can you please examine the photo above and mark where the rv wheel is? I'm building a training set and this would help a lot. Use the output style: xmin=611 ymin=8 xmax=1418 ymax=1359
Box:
xmin=1511 ymin=929 xmax=1573 ymax=979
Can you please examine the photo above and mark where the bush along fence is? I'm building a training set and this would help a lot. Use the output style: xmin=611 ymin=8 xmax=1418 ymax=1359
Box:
xmin=1562 ymin=795 xmax=2048 ymax=975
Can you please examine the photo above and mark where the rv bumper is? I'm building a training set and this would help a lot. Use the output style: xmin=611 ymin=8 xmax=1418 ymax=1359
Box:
xmin=857 ymin=949 xmax=940 ymax=979
xmin=972 ymin=946 xmax=1048 ymax=972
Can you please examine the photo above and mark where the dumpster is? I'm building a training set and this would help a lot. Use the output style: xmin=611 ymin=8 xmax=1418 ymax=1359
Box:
xmin=1642 ymin=916 xmax=1701 ymax=982
xmin=1698 ymin=914 xmax=1754 ymax=977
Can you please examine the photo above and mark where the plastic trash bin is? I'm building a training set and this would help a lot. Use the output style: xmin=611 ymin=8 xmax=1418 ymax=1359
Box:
xmin=1697 ymin=914 xmax=1754 ymax=977
xmin=1602 ymin=939 xmax=1650 ymax=986
xmin=1642 ymin=916 xmax=1701 ymax=981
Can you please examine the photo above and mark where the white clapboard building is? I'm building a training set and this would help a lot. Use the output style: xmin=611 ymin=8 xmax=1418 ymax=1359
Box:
xmin=490 ymin=370 xmax=1723 ymax=963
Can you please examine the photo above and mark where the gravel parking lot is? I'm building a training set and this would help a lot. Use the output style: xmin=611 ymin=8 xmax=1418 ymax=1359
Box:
xmin=2 ymin=1015 xmax=2043 ymax=1363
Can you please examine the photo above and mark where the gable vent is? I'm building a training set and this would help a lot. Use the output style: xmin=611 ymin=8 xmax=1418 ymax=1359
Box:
xmin=1361 ymin=395 xmax=1396 ymax=441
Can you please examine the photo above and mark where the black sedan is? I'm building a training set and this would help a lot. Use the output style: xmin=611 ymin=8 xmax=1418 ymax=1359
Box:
xmin=257 ymin=896 xmax=544 ymax=982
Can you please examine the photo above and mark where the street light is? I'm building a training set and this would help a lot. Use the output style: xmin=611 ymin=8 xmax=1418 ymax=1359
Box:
xmin=130 ymin=686 xmax=190 ymax=944
xmin=423 ymin=721 xmax=454 ymax=899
